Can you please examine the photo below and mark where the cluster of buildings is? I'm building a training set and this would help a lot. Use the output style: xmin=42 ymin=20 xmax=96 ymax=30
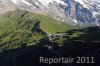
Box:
xmin=48 ymin=32 xmax=69 ymax=41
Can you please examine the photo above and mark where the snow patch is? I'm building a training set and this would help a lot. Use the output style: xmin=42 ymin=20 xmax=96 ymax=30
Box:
xmin=11 ymin=0 xmax=66 ymax=7
xmin=11 ymin=0 xmax=33 ymax=6
xmin=92 ymin=11 xmax=100 ymax=17
xmin=11 ymin=0 xmax=19 ymax=4
xmin=38 ymin=0 xmax=66 ymax=6
xmin=74 ymin=0 xmax=89 ymax=9
xmin=21 ymin=0 xmax=33 ymax=6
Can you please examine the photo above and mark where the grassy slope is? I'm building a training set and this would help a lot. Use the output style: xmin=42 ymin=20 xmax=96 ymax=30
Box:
xmin=0 ymin=10 xmax=78 ymax=50
xmin=17 ymin=11 xmax=75 ymax=34
xmin=0 ymin=10 xmax=77 ymax=34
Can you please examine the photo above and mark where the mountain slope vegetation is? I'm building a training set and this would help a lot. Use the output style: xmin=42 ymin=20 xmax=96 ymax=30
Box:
xmin=0 ymin=10 xmax=78 ymax=51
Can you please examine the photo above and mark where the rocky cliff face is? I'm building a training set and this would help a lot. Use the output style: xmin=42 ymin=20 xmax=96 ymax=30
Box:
xmin=0 ymin=0 xmax=16 ymax=14
xmin=66 ymin=0 xmax=93 ymax=25
xmin=10 ymin=0 xmax=68 ymax=22
xmin=0 ymin=0 xmax=100 ymax=26
xmin=65 ymin=0 xmax=100 ymax=26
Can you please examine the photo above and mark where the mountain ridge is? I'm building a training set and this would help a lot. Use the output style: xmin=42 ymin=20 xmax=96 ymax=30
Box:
xmin=0 ymin=0 xmax=100 ymax=26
